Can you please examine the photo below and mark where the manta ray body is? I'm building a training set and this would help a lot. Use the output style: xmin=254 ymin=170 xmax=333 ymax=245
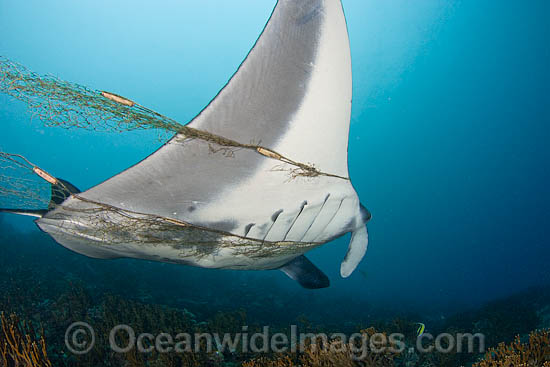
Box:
xmin=3 ymin=0 xmax=371 ymax=289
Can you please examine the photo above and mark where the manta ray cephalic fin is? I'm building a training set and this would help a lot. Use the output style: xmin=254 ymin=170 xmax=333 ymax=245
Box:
xmin=340 ymin=224 xmax=368 ymax=278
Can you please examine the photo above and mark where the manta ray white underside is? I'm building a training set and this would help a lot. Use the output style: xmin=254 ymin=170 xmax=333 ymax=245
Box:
xmin=5 ymin=0 xmax=371 ymax=289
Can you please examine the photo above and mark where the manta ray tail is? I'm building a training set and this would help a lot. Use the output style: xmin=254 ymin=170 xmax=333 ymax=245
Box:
xmin=0 ymin=177 xmax=80 ymax=218
xmin=0 ymin=208 xmax=48 ymax=218
xmin=279 ymin=255 xmax=330 ymax=289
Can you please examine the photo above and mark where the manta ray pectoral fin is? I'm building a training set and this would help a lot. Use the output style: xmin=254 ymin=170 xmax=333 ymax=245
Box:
xmin=340 ymin=224 xmax=369 ymax=278
xmin=279 ymin=255 xmax=330 ymax=289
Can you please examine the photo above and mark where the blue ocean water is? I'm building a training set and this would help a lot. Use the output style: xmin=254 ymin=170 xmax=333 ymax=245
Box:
xmin=1 ymin=0 xmax=549 ymax=348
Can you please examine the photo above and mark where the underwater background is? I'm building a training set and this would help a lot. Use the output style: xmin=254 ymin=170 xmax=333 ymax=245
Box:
xmin=1 ymin=0 xmax=549 ymax=366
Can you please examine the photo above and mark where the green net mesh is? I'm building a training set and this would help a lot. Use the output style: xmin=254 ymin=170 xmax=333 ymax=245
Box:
xmin=0 ymin=56 xmax=336 ymax=186
xmin=0 ymin=57 xmax=184 ymax=135
xmin=0 ymin=56 xmax=188 ymax=211
xmin=0 ymin=57 xmax=324 ymax=258
xmin=0 ymin=55 xmax=341 ymax=215
xmin=0 ymin=152 xmax=51 ymax=210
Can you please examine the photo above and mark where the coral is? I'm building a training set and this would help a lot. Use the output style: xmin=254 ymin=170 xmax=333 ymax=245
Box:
xmin=3 ymin=221 xmax=550 ymax=367
xmin=74 ymin=294 xmax=207 ymax=367
xmin=0 ymin=312 xmax=52 ymax=367
xmin=299 ymin=339 xmax=360 ymax=367
xmin=242 ymin=328 xmax=396 ymax=367
xmin=473 ymin=329 xmax=550 ymax=367
xmin=242 ymin=355 xmax=295 ymax=367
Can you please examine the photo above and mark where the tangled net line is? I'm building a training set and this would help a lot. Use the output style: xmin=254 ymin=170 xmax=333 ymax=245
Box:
xmin=0 ymin=57 xmax=347 ymax=179
xmin=0 ymin=57 xmax=187 ymax=210
xmin=0 ymin=152 xmax=50 ymax=209
xmin=0 ymin=57 xmax=347 ymax=211
xmin=0 ymin=57 xmax=183 ymax=135
xmin=0 ymin=58 xmax=344 ymax=252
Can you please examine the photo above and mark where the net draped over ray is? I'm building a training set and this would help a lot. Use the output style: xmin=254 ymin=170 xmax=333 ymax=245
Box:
xmin=0 ymin=56 xmax=176 ymax=212
xmin=0 ymin=0 xmax=367 ymax=286
xmin=0 ymin=152 xmax=318 ymax=258
xmin=0 ymin=57 xmax=193 ymax=218
xmin=0 ymin=56 xmax=338 ymax=205
xmin=0 ymin=58 xmax=332 ymax=251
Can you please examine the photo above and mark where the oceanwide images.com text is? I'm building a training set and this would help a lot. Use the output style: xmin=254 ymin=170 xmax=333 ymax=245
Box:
xmin=65 ymin=322 xmax=486 ymax=359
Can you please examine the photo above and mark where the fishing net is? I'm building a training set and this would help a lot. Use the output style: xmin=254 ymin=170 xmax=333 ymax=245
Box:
xmin=0 ymin=57 xmax=184 ymax=135
xmin=0 ymin=150 xmax=320 ymax=259
xmin=0 ymin=57 xmax=335 ymax=174
xmin=0 ymin=57 xmax=191 ymax=213
xmin=0 ymin=152 xmax=51 ymax=210
xmin=46 ymin=196 xmax=319 ymax=259
xmin=0 ymin=57 xmax=334 ymax=257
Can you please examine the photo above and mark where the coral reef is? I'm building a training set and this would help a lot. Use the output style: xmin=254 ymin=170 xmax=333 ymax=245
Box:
xmin=2 ymin=220 xmax=550 ymax=367
xmin=0 ymin=312 xmax=52 ymax=367
xmin=473 ymin=329 xmax=550 ymax=367
xmin=242 ymin=328 xmax=396 ymax=367
xmin=56 ymin=292 xmax=214 ymax=367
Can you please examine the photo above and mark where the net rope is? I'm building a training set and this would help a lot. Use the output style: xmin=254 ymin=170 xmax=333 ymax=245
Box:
xmin=0 ymin=57 xmax=183 ymax=135
xmin=0 ymin=57 xmax=345 ymax=181
xmin=0 ymin=58 xmax=329 ymax=252
xmin=0 ymin=152 xmax=50 ymax=210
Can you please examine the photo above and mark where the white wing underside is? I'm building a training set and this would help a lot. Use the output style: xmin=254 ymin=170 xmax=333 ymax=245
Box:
xmin=32 ymin=0 xmax=371 ymax=281
xmin=78 ymin=0 xmax=360 ymax=245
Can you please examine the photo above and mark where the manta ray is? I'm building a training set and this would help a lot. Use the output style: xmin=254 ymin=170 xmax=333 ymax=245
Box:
xmin=1 ymin=0 xmax=371 ymax=289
